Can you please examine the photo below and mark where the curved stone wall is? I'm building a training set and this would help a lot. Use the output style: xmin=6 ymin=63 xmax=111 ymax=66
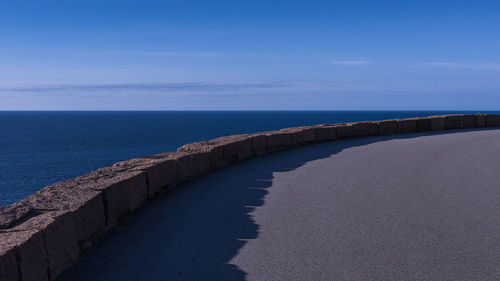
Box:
xmin=1 ymin=113 xmax=500 ymax=280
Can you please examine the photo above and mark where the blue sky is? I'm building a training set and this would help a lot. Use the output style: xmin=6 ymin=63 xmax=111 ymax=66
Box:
xmin=1 ymin=0 xmax=499 ymax=110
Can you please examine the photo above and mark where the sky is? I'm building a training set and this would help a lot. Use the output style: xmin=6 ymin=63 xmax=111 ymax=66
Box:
xmin=0 ymin=0 xmax=499 ymax=110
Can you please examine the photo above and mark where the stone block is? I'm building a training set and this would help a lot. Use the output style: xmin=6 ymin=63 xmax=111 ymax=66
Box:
xmin=11 ymin=211 xmax=79 ymax=279
xmin=114 ymin=156 xmax=178 ymax=198
xmin=397 ymin=119 xmax=417 ymax=134
xmin=19 ymin=231 xmax=49 ymax=281
xmin=1 ymin=230 xmax=48 ymax=281
xmin=224 ymin=135 xmax=253 ymax=160
xmin=144 ymin=158 xmax=178 ymax=196
xmin=486 ymin=114 xmax=500 ymax=127
xmin=351 ymin=122 xmax=367 ymax=137
xmin=179 ymin=135 xmax=253 ymax=170
xmin=207 ymin=135 xmax=253 ymax=168
xmin=378 ymin=120 xmax=398 ymax=135
xmin=415 ymin=118 xmax=431 ymax=132
xmin=173 ymin=151 xmax=211 ymax=183
xmin=366 ymin=122 xmax=379 ymax=135
xmin=335 ymin=124 xmax=355 ymax=138
xmin=429 ymin=116 xmax=446 ymax=131
xmin=313 ymin=125 xmax=336 ymax=142
xmin=71 ymin=192 xmax=105 ymax=246
xmin=265 ymin=131 xmax=293 ymax=151
xmin=250 ymin=134 xmax=267 ymax=155
xmin=445 ymin=115 xmax=464 ymax=129
xmin=24 ymin=176 xmax=106 ymax=243
xmin=0 ymin=247 xmax=18 ymax=281
xmin=462 ymin=114 xmax=476 ymax=128
xmin=282 ymin=127 xmax=315 ymax=145
xmin=43 ymin=212 xmax=79 ymax=279
xmin=88 ymin=169 xmax=148 ymax=224
xmin=352 ymin=122 xmax=378 ymax=137
xmin=476 ymin=114 xmax=486 ymax=127
xmin=101 ymin=185 xmax=130 ymax=225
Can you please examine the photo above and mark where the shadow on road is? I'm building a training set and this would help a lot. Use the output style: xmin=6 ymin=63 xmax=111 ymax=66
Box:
xmin=58 ymin=128 xmax=492 ymax=281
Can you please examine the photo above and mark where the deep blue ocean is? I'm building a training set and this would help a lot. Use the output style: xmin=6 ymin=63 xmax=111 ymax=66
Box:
xmin=0 ymin=111 xmax=495 ymax=206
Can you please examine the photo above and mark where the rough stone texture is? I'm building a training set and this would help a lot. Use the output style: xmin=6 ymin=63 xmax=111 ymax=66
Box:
xmin=1 ymin=230 xmax=48 ymax=281
xmin=335 ymin=124 xmax=355 ymax=138
xmin=353 ymin=122 xmax=379 ymax=137
xmin=206 ymin=135 xmax=253 ymax=168
xmin=397 ymin=119 xmax=417 ymax=134
xmin=250 ymin=134 xmax=267 ymax=155
xmin=378 ymin=120 xmax=398 ymax=135
xmin=143 ymin=158 xmax=178 ymax=196
xmin=114 ymin=156 xmax=178 ymax=198
xmin=462 ymin=114 xmax=476 ymax=128
xmin=71 ymin=192 xmax=105 ymax=243
xmin=476 ymin=114 xmax=486 ymax=127
xmin=24 ymin=177 xmax=105 ymax=243
xmin=42 ymin=212 xmax=79 ymax=279
xmin=445 ymin=115 xmax=464 ymax=129
xmin=366 ymin=122 xmax=379 ymax=136
xmin=172 ymin=151 xmax=211 ymax=182
xmin=265 ymin=131 xmax=292 ymax=151
xmin=8 ymin=211 xmax=79 ymax=280
xmin=429 ymin=116 xmax=446 ymax=131
xmin=352 ymin=122 xmax=369 ymax=137
xmin=486 ymin=114 xmax=500 ymax=127
xmin=179 ymin=135 xmax=253 ymax=170
xmin=415 ymin=118 xmax=431 ymax=132
xmin=282 ymin=127 xmax=315 ymax=146
xmin=0 ymin=247 xmax=18 ymax=281
xmin=313 ymin=125 xmax=336 ymax=142
xmin=87 ymin=169 xmax=148 ymax=224
xmin=17 ymin=230 xmax=49 ymax=281
xmin=0 ymin=201 xmax=34 ymax=229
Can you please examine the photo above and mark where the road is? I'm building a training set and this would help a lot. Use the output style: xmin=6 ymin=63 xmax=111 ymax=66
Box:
xmin=60 ymin=129 xmax=500 ymax=281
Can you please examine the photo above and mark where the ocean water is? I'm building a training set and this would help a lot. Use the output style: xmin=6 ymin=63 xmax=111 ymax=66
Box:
xmin=0 ymin=111 xmax=492 ymax=206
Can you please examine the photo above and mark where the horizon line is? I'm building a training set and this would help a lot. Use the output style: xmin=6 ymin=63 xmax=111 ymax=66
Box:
xmin=0 ymin=110 xmax=496 ymax=112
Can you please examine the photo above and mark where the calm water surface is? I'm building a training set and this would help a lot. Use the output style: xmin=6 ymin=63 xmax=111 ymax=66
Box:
xmin=0 ymin=111 xmax=493 ymax=205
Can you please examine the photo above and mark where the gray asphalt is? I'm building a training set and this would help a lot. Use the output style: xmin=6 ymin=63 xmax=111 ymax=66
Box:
xmin=60 ymin=129 xmax=500 ymax=281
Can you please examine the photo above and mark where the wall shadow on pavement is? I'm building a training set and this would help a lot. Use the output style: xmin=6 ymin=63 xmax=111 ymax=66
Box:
xmin=58 ymin=128 xmax=494 ymax=281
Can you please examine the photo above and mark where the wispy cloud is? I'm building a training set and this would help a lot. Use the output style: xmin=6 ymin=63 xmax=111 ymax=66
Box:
xmin=111 ymin=51 xmax=251 ymax=58
xmin=327 ymin=60 xmax=371 ymax=66
xmin=427 ymin=62 xmax=500 ymax=71
xmin=427 ymin=62 xmax=462 ymax=67
xmin=0 ymin=82 xmax=290 ymax=93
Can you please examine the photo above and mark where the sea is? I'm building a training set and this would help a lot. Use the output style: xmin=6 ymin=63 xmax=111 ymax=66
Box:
xmin=0 ymin=111 xmax=493 ymax=206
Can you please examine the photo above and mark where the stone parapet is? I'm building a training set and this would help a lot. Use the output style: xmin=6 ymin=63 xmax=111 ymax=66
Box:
xmin=1 ymin=113 xmax=498 ymax=280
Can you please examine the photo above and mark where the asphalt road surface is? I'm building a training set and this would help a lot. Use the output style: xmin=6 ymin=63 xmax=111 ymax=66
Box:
xmin=60 ymin=129 xmax=500 ymax=281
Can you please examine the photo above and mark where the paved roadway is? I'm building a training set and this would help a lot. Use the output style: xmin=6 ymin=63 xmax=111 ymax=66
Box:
xmin=60 ymin=129 xmax=500 ymax=281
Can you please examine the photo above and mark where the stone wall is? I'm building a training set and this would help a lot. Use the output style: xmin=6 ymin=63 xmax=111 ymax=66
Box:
xmin=1 ymin=113 xmax=499 ymax=281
